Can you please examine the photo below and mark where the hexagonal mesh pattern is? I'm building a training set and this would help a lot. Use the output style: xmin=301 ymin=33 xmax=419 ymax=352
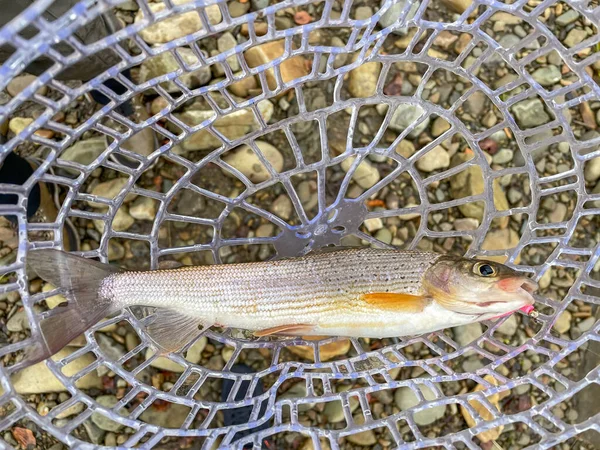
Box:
xmin=0 ymin=0 xmax=599 ymax=448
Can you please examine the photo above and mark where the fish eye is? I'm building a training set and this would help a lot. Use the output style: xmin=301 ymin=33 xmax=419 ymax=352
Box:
xmin=474 ymin=262 xmax=497 ymax=277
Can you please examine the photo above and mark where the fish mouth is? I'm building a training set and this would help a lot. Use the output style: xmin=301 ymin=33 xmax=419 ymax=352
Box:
xmin=520 ymin=278 xmax=538 ymax=296
xmin=510 ymin=278 xmax=538 ymax=308
xmin=478 ymin=278 xmax=538 ymax=309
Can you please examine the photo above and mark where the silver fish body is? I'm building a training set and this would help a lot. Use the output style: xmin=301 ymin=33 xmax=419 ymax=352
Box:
xmin=103 ymin=248 xmax=468 ymax=337
xmin=25 ymin=247 xmax=537 ymax=366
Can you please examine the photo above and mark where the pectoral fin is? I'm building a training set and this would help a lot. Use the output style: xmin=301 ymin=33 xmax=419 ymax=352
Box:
xmin=146 ymin=308 xmax=209 ymax=353
xmin=361 ymin=292 xmax=430 ymax=312
xmin=254 ymin=324 xmax=315 ymax=337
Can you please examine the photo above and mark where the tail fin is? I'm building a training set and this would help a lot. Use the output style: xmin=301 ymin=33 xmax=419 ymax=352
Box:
xmin=25 ymin=249 xmax=123 ymax=366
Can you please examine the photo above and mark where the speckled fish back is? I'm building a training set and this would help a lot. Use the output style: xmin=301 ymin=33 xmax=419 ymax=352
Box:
xmin=103 ymin=248 xmax=442 ymax=329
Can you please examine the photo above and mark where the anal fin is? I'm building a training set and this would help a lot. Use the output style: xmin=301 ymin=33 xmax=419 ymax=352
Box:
xmin=361 ymin=292 xmax=429 ymax=312
xmin=146 ymin=308 xmax=208 ymax=353
xmin=254 ymin=324 xmax=314 ymax=337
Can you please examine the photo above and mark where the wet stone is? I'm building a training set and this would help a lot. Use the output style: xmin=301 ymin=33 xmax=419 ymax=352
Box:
xmin=453 ymin=322 xmax=483 ymax=346
xmin=531 ymin=66 xmax=561 ymax=87
xmin=379 ymin=0 xmax=419 ymax=35
xmin=389 ymin=104 xmax=430 ymax=138
xmin=394 ymin=385 xmax=447 ymax=426
xmin=512 ymin=99 xmax=550 ymax=129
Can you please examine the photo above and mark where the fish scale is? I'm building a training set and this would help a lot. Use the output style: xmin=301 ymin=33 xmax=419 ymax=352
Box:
xmin=104 ymin=248 xmax=442 ymax=332
xmin=26 ymin=247 xmax=536 ymax=364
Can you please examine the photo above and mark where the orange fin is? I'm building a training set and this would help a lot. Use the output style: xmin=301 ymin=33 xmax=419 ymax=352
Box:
xmin=361 ymin=293 xmax=429 ymax=312
xmin=254 ymin=324 xmax=314 ymax=337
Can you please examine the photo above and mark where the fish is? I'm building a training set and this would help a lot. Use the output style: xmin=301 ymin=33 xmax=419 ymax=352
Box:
xmin=24 ymin=247 xmax=537 ymax=366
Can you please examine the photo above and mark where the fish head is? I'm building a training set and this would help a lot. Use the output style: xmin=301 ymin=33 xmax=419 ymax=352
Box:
xmin=423 ymin=256 xmax=538 ymax=318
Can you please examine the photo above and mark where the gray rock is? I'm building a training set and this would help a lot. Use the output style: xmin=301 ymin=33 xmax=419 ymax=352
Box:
xmin=453 ymin=322 xmax=483 ymax=346
xmin=554 ymin=310 xmax=572 ymax=334
xmin=56 ymin=401 xmax=85 ymax=419
xmin=174 ymin=100 xmax=273 ymax=151
xmin=394 ymin=385 xmax=447 ymax=426
xmin=93 ymin=208 xmax=134 ymax=233
xmin=176 ymin=189 xmax=205 ymax=216
xmin=6 ymin=309 xmax=29 ymax=332
xmin=217 ymin=32 xmax=240 ymax=71
xmin=431 ymin=117 xmax=450 ymax=137
xmin=453 ymin=218 xmax=479 ymax=231
xmin=463 ymin=357 xmax=484 ymax=373
xmin=488 ymin=34 xmax=520 ymax=64
xmin=373 ymin=389 xmax=394 ymax=405
xmin=416 ymin=145 xmax=450 ymax=172
xmin=548 ymin=203 xmax=567 ymax=223
xmin=59 ymin=137 xmax=108 ymax=169
xmin=584 ymin=156 xmax=600 ymax=182
xmin=592 ymin=181 xmax=600 ymax=208
xmin=489 ymin=129 xmax=509 ymax=144
xmin=564 ymin=28 xmax=587 ymax=48
xmin=256 ymin=223 xmax=275 ymax=237
xmin=145 ymin=336 xmax=207 ymax=372
xmin=507 ymin=188 xmax=523 ymax=204
xmin=347 ymin=414 xmax=377 ymax=446
xmin=117 ymin=0 xmax=139 ymax=11
xmin=270 ymin=194 xmax=293 ymax=220
xmin=354 ymin=6 xmax=373 ymax=20
xmin=379 ymin=0 xmax=419 ymax=35
xmin=222 ymin=141 xmax=283 ymax=183
xmin=280 ymin=382 xmax=316 ymax=415
xmin=323 ymin=386 xmax=359 ymax=423
xmin=139 ymin=47 xmax=212 ymax=93
xmin=12 ymin=347 xmax=102 ymax=394
xmin=83 ymin=420 xmax=105 ymax=445
xmin=463 ymin=91 xmax=487 ymax=117
xmin=96 ymin=334 xmax=126 ymax=376
xmin=348 ymin=58 xmax=381 ymax=98
xmin=556 ymin=10 xmax=579 ymax=26
xmin=374 ymin=228 xmax=393 ymax=244
xmin=7 ymin=74 xmax=47 ymax=97
xmin=577 ymin=316 xmax=595 ymax=332
xmin=229 ymin=0 xmax=249 ymax=17
xmin=364 ymin=218 xmax=383 ymax=232
xmin=129 ymin=196 xmax=157 ymax=221
xmin=492 ymin=148 xmax=514 ymax=165
xmin=389 ymin=104 xmax=430 ymax=138
xmin=135 ymin=1 xmax=221 ymax=44
xmin=531 ymin=65 xmax=561 ymax=87
xmin=125 ymin=332 xmax=141 ymax=352
xmin=547 ymin=50 xmax=563 ymax=66
xmin=566 ymin=409 xmax=579 ymax=422
xmin=396 ymin=139 xmax=416 ymax=158
xmin=91 ymin=395 xmax=128 ymax=432
xmin=88 ymin=178 xmax=136 ymax=209
xmin=512 ymin=98 xmax=550 ymax=129
xmin=105 ymin=433 xmax=117 ymax=447
xmin=297 ymin=180 xmax=318 ymax=211
xmin=139 ymin=402 xmax=191 ymax=428
xmin=251 ymin=0 xmax=269 ymax=10
xmin=496 ymin=315 xmax=518 ymax=336
xmin=524 ymin=129 xmax=554 ymax=164
xmin=341 ymin=156 xmax=381 ymax=189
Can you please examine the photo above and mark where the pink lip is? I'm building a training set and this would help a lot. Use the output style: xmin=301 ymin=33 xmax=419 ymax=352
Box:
xmin=520 ymin=305 xmax=536 ymax=315
xmin=489 ymin=304 xmax=536 ymax=320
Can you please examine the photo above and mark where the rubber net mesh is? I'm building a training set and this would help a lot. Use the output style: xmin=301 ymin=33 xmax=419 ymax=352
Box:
xmin=0 ymin=0 xmax=599 ymax=448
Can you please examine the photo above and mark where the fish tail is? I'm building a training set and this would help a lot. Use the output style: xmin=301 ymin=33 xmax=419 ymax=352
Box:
xmin=25 ymin=249 xmax=123 ymax=366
